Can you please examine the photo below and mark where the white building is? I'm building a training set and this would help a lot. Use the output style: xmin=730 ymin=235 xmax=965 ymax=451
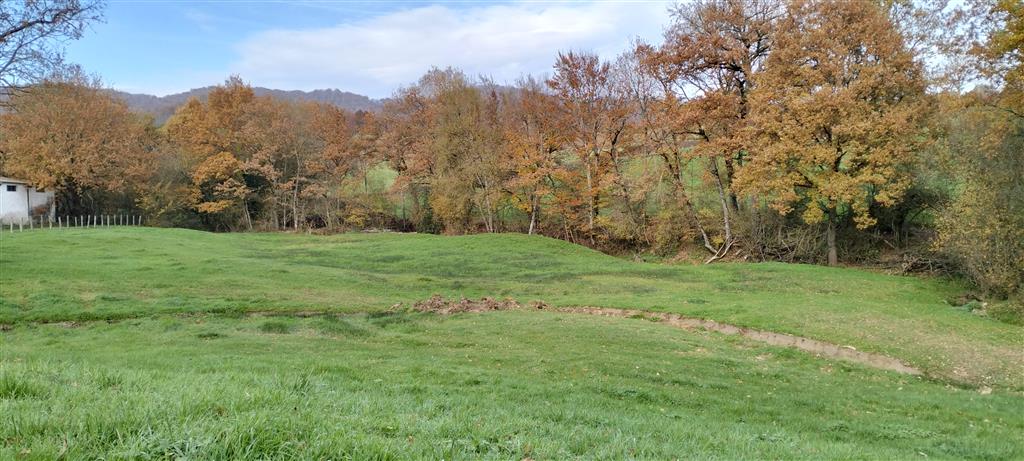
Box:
xmin=0 ymin=177 xmax=55 ymax=224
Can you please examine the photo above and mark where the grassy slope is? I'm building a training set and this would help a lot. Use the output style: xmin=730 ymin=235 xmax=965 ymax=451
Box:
xmin=2 ymin=312 xmax=1021 ymax=460
xmin=1 ymin=228 xmax=1020 ymax=389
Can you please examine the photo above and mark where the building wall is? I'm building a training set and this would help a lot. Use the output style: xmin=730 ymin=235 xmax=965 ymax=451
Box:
xmin=0 ymin=182 xmax=55 ymax=224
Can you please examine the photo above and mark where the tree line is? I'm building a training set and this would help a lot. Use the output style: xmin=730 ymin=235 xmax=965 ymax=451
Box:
xmin=0 ymin=0 xmax=1020 ymax=309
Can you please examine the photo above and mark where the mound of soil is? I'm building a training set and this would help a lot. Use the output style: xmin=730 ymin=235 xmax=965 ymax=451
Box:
xmin=412 ymin=295 xmax=538 ymax=314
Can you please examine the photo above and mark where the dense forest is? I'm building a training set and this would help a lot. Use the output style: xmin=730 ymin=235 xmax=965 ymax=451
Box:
xmin=0 ymin=0 xmax=1021 ymax=312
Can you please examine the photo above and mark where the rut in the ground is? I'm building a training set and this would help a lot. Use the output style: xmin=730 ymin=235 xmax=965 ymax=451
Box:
xmin=411 ymin=296 xmax=922 ymax=376
xmin=558 ymin=306 xmax=922 ymax=376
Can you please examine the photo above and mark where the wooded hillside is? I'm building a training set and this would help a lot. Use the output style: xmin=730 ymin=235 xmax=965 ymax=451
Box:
xmin=0 ymin=0 xmax=1020 ymax=314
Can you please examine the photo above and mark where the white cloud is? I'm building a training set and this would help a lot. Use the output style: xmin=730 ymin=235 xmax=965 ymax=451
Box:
xmin=232 ymin=1 xmax=672 ymax=98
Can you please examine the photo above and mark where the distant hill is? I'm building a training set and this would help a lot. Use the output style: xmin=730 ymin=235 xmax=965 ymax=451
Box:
xmin=112 ymin=87 xmax=384 ymax=125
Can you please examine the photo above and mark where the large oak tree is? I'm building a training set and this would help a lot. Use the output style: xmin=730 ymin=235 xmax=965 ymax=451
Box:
xmin=737 ymin=0 xmax=927 ymax=266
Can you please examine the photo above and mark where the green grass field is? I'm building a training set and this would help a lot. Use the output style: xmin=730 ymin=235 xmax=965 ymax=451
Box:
xmin=1 ymin=228 xmax=1022 ymax=459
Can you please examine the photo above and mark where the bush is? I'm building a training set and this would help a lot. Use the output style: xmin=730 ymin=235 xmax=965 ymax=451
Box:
xmin=935 ymin=103 xmax=1024 ymax=302
xmin=987 ymin=298 xmax=1024 ymax=326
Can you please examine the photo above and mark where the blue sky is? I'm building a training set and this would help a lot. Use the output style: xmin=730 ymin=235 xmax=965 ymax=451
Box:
xmin=65 ymin=1 xmax=673 ymax=98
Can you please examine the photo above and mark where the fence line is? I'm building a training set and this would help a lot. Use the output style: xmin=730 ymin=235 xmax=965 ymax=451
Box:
xmin=4 ymin=214 xmax=145 ymax=233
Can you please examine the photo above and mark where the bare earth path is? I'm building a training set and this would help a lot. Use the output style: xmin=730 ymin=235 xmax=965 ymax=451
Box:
xmin=557 ymin=306 xmax=922 ymax=375
xmin=405 ymin=295 xmax=924 ymax=376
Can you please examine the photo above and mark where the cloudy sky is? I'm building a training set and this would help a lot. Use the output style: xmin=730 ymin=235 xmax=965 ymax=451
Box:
xmin=66 ymin=0 xmax=674 ymax=98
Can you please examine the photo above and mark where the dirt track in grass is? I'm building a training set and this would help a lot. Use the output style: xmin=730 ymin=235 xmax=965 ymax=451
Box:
xmin=557 ymin=306 xmax=922 ymax=375
xmin=409 ymin=296 xmax=923 ymax=376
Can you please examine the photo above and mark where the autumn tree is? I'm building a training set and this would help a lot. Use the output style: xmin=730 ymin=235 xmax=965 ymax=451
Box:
xmin=548 ymin=51 xmax=631 ymax=243
xmin=936 ymin=96 xmax=1023 ymax=300
xmin=378 ymin=68 xmax=509 ymax=234
xmin=306 ymin=103 xmax=362 ymax=229
xmin=736 ymin=0 xmax=927 ymax=266
xmin=501 ymin=76 xmax=569 ymax=235
xmin=242 ymin=97 xmax=308 ymax=229
xmin=641 ymin=0 xmax=780 ymax=261
xmin=932 ymin=0 xmax=1024 ymax=304
xmin=166 ymin=76 xmax=256 ymax=161
xmin=422 ymin=69 xmax=505 ymax=233
xmin=189 ymin=151 xmax=251 ymax=228
xmin=376 ymin=85 xmax=436 ymax=230
xmin=0 ymin=76 xmax=154 ymax=214
xmin=165 ymin=77 xmax=259 ymax=229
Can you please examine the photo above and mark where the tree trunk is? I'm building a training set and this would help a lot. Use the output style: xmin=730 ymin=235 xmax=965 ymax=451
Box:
xmin=243 ymin=200 xmax=253 ymax=231
xmin=585 ymin=154 xmax=594 ymax=242
xmin=724 ymin=157 xmax=739 ymax=212
xmin=292 ymin=182 xmax=300 ymax=231
xmin=826 ymin=208 xmax=838 ymax=267
xmin=707 ymin=158 xmax=734 ymax=262
xmin=528 ymin=193 xmax=538 ymax=235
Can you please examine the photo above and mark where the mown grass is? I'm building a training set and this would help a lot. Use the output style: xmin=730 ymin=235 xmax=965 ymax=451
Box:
xmin=1 ymin=227 xmax=1020 ymax=389
xmin=1 ymin=311 xmax=1021 ymax=460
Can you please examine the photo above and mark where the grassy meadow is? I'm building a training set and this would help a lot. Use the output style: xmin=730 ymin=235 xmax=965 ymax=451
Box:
xmin=1 ymin=227 xmax=1022 ymax=459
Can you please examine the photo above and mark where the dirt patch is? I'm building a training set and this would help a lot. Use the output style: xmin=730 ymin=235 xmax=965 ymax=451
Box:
xmin=411 ymin=295 xmax=532 ymax=314
xmin=560 ymin=307 xmax=921 ymax=375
